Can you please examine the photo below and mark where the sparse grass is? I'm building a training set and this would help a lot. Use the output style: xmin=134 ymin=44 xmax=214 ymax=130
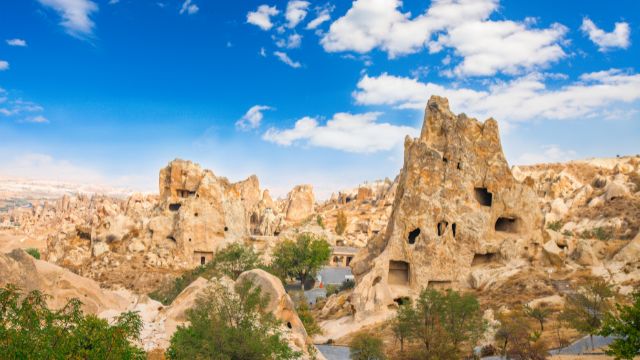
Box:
xmin=562 ymin=230 xmax=574 ymax=237
xmin=25 ymin=247 xmax=40 ymax=259
xmin=316 ymin=215 xmax=325 ymax=229
xmin=547 ymin=220 xmax=563 ymax=232
xmin=579 ymin=227 xmax=613 ymax=241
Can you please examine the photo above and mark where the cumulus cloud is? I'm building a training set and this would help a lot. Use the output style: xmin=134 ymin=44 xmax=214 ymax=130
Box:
xmin=235 ymin=105 xmax=273 ymax=130
xmin=353 ymin=69 xmax=640 ymax=122
xmin=262 ymin=112 xmax=418 ymax=153
xmin=179 ymin=0 xmax=199 ymax=15
xmin=516 ymin=145 xmax=577 ymax=165
xmin=37 ymin=0 xmax=98 ymax=37
xmin=6 ymin=39 xmax=27 ymax=47
xmin=306 ymin=8 xmax=331 ymax=30
xmin=274 ymin=51 xmax=302 ymax=68
xmin=247 ymin=5 xmax=279 ymax=31
xmin=0 ymin=61 xmax=8 ymax=71
xmin=321 ymin=0 xmax=567 ymax=76
xmin=285 ymin=0 xmax=310 ymax=28
xmin=581 ymin=17 xmax=630 ymax=52
xmin=276 ymin=33 xmax=302 ymax=48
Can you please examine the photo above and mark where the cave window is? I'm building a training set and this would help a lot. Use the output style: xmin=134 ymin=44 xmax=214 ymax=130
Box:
xmin=169 ymin=203 xmax=181 ymax=211
xmin=388 ymin=261 xmax=409 ymax=286
xmin=452 ymin=223 xmax=457 ymax=238
xmin=332 ymin=256 xmax=340 ymax=265
xmin=336 ymin=239 xmax=345 ymax=246
xmin=393 ymin=297 xmax=410 ymax=306
xmin=224 ymin=226 xmax=228 ymax=232
xmin=495 ymin=217 xmax=521 ymax=233
xmin=443 ymin=157 xmax=448 ymax=163
xmin=188 ymin=238 xmax=192 ymax=242
xmin=346 ymin=256 xmax=353 ymax=266
xmin=472 ymin=253 xmax=496 ymax=266
xmin=345 ymin=196 xmax=352 ymax=203
xmin=474 ymin=188 xmax=493 ymax=207
xmin=287 ymin=322 xmax=292 ymax=329
xmin=407 ymin=228 xmax=420 ymax=244
xmin=437 ymin=221 xmax=448 ymax=236
xmin=200 ymin=256 xmax=206 ymax=265
xmin=457 ymin=162 xmax=462 ymax=170
xmin=167 ymin=236 xmax=176 ymax=242
xmin=194 ymin=212 xmax=198 ymax=217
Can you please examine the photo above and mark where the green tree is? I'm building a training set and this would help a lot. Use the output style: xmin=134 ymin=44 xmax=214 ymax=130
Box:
xmin=167 ymin=279 xmax=300 ymax=360
xmin=523 ymin=304 xmax=553 ymax=332
xmin=392 ymin=288 xmax=485 ymax=359
xmin=392 ymin=303 xmax=414 ymax=352
xmin=350 ymin=333 xmax=386 ymax=360
xmin=295 ymin=298 xmax=322 ymax=337
xmin=335 ymin=210 xmax=347 ymax=235
xmin=0 ymin=284 xmax=145 ymax=359
xmin=316 ymin=215 xmax=325 ymax=229
xmin=600 ymin=290 xmax=640 ymax=359
xmin=271 ymin=233 xmax=331 ymax=289
xmin=561 ymin=278 xmax=614 ymax=350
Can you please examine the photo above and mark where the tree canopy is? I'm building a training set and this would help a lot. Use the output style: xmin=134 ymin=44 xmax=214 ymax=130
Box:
xmin=600 ymin=290 xmax=640 ymax=360
xmin=0 ymin=284 xmax=145 ymax=360
xmin=270 ymin=233 xmax=331 ymax=287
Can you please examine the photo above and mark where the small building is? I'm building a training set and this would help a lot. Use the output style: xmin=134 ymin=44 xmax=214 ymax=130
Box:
xmin=329 ymin=246 xmax=358 ymax=267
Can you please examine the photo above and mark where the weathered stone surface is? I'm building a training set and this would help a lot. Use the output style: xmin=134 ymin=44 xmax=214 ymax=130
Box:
xmin=285 ymin=185 xmax=315 ymax=222
xmin=349 ymin=96 xmax=543 ymax=318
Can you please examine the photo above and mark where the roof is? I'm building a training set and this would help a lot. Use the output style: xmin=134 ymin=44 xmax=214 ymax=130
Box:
xmin=318 ymin=266 xmax=354 ymax=285
xmin=332 ymin=246 xmax=358 ymax=255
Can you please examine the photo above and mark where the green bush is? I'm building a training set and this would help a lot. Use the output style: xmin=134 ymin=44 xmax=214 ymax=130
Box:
xmin=547 ymin=220 xmax=563 ymax=232
xmin=271 ymin=233 xmax=331 ymax=289
xmin=149 ymin=243 xmax=263 ymax=305
xmin=350 ymin=333 xmax=386 ymax=360
xmin=593 ymin=227 xmax=612 ymax=241
xmin=600 ymin=290 xmax=640 ymax=359
xmin=25 ymin=248 xmax=40 ymax=259
xmin=0 ymin=284 xmax=145 ymax=359
xmin=295 ymin=298 xmax=322 ymax=337
xmin=316 ymin=215 xmax=325 ymax=229
xmin=166 ymin=279 xmax=300 ymax=360
xmin=325 ymin=284 xmax=339 ymax=297
xmin=340 ymin=278 xmax=355 ymax=291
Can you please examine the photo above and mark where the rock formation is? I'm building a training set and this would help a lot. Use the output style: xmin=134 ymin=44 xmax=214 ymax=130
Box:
xmin=284 ymin=185 xmax=316 ymax=222
xmin=349 ymin=96 xmax=544 ymax=317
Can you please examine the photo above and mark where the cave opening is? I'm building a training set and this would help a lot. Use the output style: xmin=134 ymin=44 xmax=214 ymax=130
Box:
xmin=169 ymin=203 xmax=181 ymax=211
xmin=452 ymin=223 xmax=457 ymax=238
xmin=388 ymin=261 xmax=409 ymax=286
xmin=437 ymin=221 xmax=448 ymax=236
xmin=495 ymin=217 xmax=521 ymax=233
xmin=474 ymin=187 xmax=493 ymax=207
xmin=471 ymin=253 xmax=497 ymax=266
xmin=407 ymin=228 xmax=420 ymax=244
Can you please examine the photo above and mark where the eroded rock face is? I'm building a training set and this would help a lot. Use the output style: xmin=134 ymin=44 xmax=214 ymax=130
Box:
xmin=285 ymin=185 xmax=315 ymax=222
xmin=349 ymin=96 xmax=544 ymax=318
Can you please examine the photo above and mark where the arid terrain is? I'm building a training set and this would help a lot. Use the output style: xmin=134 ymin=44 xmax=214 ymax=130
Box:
xmin=1 ymin=97 xmax=639 ymax=359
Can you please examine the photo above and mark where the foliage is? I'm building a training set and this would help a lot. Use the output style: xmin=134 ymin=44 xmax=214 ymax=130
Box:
xmin=167 ymin=279 xmax=301 ymax=360
xmin=349 ymin=333 xmax=386 ymax=360
xmin=294 ymin=298 xmax=322 ymax=337
xmin=495 ymin=310 xmax=548 ymax=360
xmin=523 ymin=304 xmax=553 ymax=332
xmin=546 ymin=220 xmax=563 ymax=232
xmin=561 ymin=278 xmax=614 ymax=350
xmin=580 ymin=227 xmax=613 ymax=241
xmin=335 ymin=210 xmax=347 ymax=235
xmin=271 ymin=233 xmax=331 ymax=288
xmin=24 ymin=247 xmax=41 ymax=259
xmin=149 ymin=243 xmax=263 ymax=305
xmin=340 ymin=278 xmax=355 ymax=291
xmin=316 ymin=215 xmax=324 ymax=229
xmin=562 ymin=230 xmax=573 ymax=237
xmin=392 ymin=303 xmax=414 ymax=352
xmin=0 ymin=284 xmax=145 ymax=359
xmin=325 ymin=284 xmax=339 ymax=297
xmin=600 ymin=290 xmax=640 ymax=359
xmin=391 ymin=288 xmax=485 ymax=359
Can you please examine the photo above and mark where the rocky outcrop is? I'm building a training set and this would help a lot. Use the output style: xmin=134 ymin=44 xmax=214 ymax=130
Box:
xmin=285 ymin=185 xmax=315 ymax=222
xmin=349 ymin=96 xmax=544 ymax=317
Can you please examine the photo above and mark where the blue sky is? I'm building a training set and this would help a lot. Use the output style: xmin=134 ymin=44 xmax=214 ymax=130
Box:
xmin=0 ymin=0 xmax=639 ymax=197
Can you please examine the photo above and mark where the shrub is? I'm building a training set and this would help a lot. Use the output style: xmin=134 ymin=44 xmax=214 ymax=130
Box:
xmin=340 ymin=278 xmax=355 ymax=291
xmin=593 ymin=227 xmax=612 ymax=241
xmin=0 ymin=284 xmax=145 ymax=359
xmin=325 ymin=284 xmax=339 ymax=297
xmin=600 ymin=290 xmax=640 ymax=359
xmin=495 ymin=310 xmax=548 ymax=360
xmin=25 ymin=247 xmax=40 ymax=259
xmin=295 ymin=298 xmax=322 ymax=337
xmin=335 ymin=210 xmax=347 ymax=235
xmin=562 ymin=230 xmax=573 ymax=237
xmin=547 ymin=220 xmax=563 ymax=232
xmin=316 ymin=215 xmax=325 ymax=229
xmin=350 ymin=333 xmax=386 ymax=360
xmin=166 ymin=279 xmax=300 ymax=360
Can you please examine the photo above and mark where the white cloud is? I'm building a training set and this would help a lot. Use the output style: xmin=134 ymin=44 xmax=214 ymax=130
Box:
xmin=263 ymin=112 xmax=418 ymax=153
xmin=353 ymin=69 xmax=640 ymax=123
xmin=236 ymin=105 xmax=273 ymax=130
xmin=285 ymin=0 xmax=310 ymax=28
xmin=581 ymin=17 xmax=630 ymax=52
xmin=516 ymin=145 xmax=577 ymax=165
xmin=179 ymin=0 xmax=199 ymax=15
xmin=432 ymin=20 xmax=567 ymax=76
xmin=276 ymin=33 xmax=302 ymax=48
xmin=37 ymin=0 xmax=98 ymax=37
xmin=0 ymin=98 xmax=45 ymax=118
xmin=259 ymin=47 xmax=267 ymax=57
xmin=0 ymin=61 xmax=9 ymax=71
xmin=274 ymin=51 xmax=302 ymax=68
xmin=247 ymin=5 xmax=279 ymax=31
xmin=321 ymin=0 xmax=567 ymax=76
xmin=0 ymin=153 xmax=104 ymax=184
xmin=23 ymin=115 xmax=49 ymax=124
xmin=306 ymin=10 xmax=331 ymax=30
xmin=6 ymin=39 xmax=27 ymax=47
